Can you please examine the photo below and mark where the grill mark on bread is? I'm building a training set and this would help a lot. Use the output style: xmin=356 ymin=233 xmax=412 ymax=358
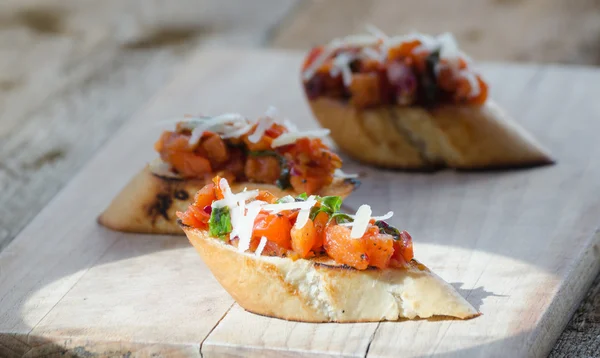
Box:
xmin=387 ymin=108 xmax=445 ymax=169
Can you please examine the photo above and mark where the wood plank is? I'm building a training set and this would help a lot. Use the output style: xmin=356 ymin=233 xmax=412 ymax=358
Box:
xmin=1 ymin=50 xmax=599 ymax=356
xmin=202 ymin=304 xmax=378 ymax=357
xmin=272 ymin=0 xmax=600 ymax=65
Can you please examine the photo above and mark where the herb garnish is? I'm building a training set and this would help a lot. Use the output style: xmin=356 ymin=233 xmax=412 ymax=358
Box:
xmin=209 ymin=206 xmax=232 ymax=239
xmin=374 ymin=220 xmax=401 ymax=241
xmin=421 ymin=48 xmax=441 ymax=108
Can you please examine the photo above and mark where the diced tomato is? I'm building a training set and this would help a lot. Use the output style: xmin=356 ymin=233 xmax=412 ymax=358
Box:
xmin=362 ymin=226 xmax=394 ymax=269
xmin=388 ymin=40 xmax=422 ymax=61
xmin=349 ymin=72 xmax=381 ymax=108
xmin=245 ymin=156 xmax=281 ymax=184
xmin=437 ymin=65 xmax=455 ymax=92
xmin=212 ymin=176 xmax=225 ymax=199
xmin=177 ymin=205 xmax=209 ymax=229
xmin=243 ymin=123 xmax=288 ymax=152
xmin=193 ymin=183 xmax=216 ymax=208
xmin=469 ymin=76 xmax=488 ymax=105
xmin=324 ymin=224 xmax=369 ymax=270
xmin=253 ymin=213 xmax=292 ymax=250
xmin=200 ymin=133 xmax=228 ymax=165
xmin=312 ymin=211 xmax=329 ymax=251
xmin=302 ymin=46 xmax=325 ymax=71
xmin=256 ymin=190 xmax=278 ymax=204
xmin=390 ymin=230 xmax=414 ymax=267
xmin=291 ymin=219 xmax=317 ymax=258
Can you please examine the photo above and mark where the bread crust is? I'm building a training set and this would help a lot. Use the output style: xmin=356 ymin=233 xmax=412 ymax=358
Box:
xmin=309 ymin=98 xmax=554 ymax=170
xmin=182 ymin=226 xmax=479 ymax=322
xmin=98 ymin=166 xmax=359 ymax=235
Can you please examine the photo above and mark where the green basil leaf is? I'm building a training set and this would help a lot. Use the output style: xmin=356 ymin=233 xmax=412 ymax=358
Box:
xmin=320 ymin=196 xmax=342 ymax=212
xmin=331 ymin=212 xmax=353 ymax=224
xmin=209 ymin=207 xmax=232 ymax=239
xmin=421 ymin=48 xmax=440 ymax=108
xmin=374 ymin=220 xmax=400 ymax=240
xmin=296 ymin=193 xmax=308 ymax=201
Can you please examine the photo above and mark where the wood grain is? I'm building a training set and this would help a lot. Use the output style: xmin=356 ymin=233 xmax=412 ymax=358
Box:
xmin=0 ymin=49 xmax=599 ymax=357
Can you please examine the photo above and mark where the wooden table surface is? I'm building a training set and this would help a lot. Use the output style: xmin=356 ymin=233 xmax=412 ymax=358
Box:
xmin=0 ymin=1 xmax=598 ymax=356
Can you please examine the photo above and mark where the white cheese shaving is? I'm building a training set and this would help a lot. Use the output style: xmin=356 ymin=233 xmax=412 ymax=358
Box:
xmin=282 ymin=119 xmax=298 ymax=132
xmin=361 ymin=46 xmax=384 ymax=62
xmin=293 ymin=198 xmax=318 ymax=229
xmin=330 ymin=52 xmax=355 ymax=86
xmin=350 ymin=205 xmax=372 ymax=239
xmin=261 ymin=200 xmax=317 ymax=213
xmin=255 ymin=236 xmax=268 ymax=256
xmin=212 ymin=189 xmax=259 ymax=208
xmin=236 ymin=202 xmax=262 ymax=253
xmin=188 ymin=113 xmax=248 ymax=146
xmin=365 ymin=24 xmax=389 ymax=42
xmin=372 ymin=211 xmax=394 ymax=221
xmin=334 ymin=168 xmax=359 ymax=179
xmin=248 ymin=115 xmax=274 ymax=143
xmin=271 ymin=129 xmax=331 ymax=148
xmin=264 ymin=105 xmax=279 ymax=118
xmin=220 ymin=123 xmax=254 ymax=139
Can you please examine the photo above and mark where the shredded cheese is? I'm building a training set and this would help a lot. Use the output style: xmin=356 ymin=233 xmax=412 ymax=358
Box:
xmin=248 ymin=115 xmax=274 ymax=143
xmin=350 ymin=205 xmax=372 ymax=239
xmin=330 ymin=52 xmax=355 ymax=86
xmin=212 ymin=189 xmax=259 ymax=208
xmin=261 ymin=200 xmax=317 ymax=213
xmin=187 ymin=113 xmax=248 ymax=145
xmin=255 ymin=236 xmax=268 ymax=256
xmin=271 ymin=129 xmax=330 ymax=147
xmin=294 ymin=198 xmax=318 ymax=229
xmin=334 ymin=168 xmax=359 ymax=179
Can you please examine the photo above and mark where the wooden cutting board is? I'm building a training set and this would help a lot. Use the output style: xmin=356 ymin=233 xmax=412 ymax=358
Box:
xmin=1 ymin=49 xmax=599 ymax=358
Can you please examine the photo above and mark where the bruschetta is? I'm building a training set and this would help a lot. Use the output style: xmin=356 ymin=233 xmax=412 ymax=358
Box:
xmin=99 ymin=108 xmax=360 ymax=235
xmin=178 ymin=177 xmax=479 ymax=322
xmin=302 ymin=27 xmax=553 ymax=170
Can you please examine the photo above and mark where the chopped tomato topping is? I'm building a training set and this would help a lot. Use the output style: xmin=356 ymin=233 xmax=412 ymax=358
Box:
xmin=324 ymin=224 xmax=369 ymax=270
xmin=181 ymin=183 xmax=414 ymax=270
xmin=312 ymin=211 xmax=329 ymax=251
xmin=302 ymin=37 xmax=488 ymax=108
xmin=256 ymin=190 xmax=278 ymax=204
xmin=253 ymin=213 xmax=293 ymax=250
xmin=303 ymin=46 xmax=325 ymax=71
xmin=245 ymin=156 xmax=281 ymax=184
xmin=291 ymin=219 xmax=317 ymax=258
xmin=177 ymin=205 xmax=210 ymax=229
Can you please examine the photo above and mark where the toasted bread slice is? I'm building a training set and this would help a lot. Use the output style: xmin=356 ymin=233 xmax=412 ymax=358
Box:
xmin=98 ymin=165 xmax=359 ymax=235
xmin=309 ymin=98 xmax=554 ymax=170
xmin=182 ymin=226 xmax=479 ymax=322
